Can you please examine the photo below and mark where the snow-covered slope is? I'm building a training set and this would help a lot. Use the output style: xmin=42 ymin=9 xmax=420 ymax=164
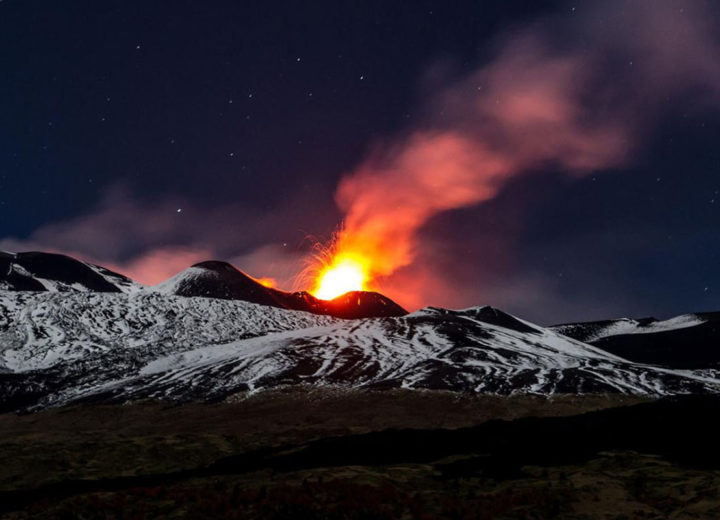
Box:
xmin=0 ymin=251 xmax=140 ymax=293
xmin=552 ymin=312 xmax=720 ymax=369
xmin=552 ymin=314 xmax=708 ymax=343
xmin=1 ymin=292 xmax=718 ymax=412
xmin=0 ymin=291 xmax=336 ymax=372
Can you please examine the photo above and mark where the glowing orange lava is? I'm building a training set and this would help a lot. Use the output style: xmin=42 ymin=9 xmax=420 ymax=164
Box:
xmin=312 ymin=255 xmax=368 ymax=300
xmin=254 ymin=276 xmax=277 ymax=288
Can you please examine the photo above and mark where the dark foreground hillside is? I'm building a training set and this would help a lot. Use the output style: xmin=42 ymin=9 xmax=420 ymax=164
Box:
xmin=2 ymin=389 xmax=720 ymax=519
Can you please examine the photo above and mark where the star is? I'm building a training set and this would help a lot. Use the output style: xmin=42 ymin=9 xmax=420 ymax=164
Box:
xmin=176 ymin=208 xmax=182 ymax=213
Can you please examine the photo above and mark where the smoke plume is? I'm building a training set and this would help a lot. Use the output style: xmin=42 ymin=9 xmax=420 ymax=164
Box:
xmin=333 ymin=1 xmax=720 ymax=303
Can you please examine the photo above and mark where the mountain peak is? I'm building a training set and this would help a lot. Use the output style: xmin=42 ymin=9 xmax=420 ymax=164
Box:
xmin=154 ymin=259 xmax=408 ymax=319
xmin=0 ymin=251 xmax=139 ymax=293
xmin=191 ymin=260 xmax=243 ymax=274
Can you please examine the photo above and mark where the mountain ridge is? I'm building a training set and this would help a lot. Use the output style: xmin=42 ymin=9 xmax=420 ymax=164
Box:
xmin=153 ymin=260 xmax=408 ymax=319
xmin=0 ymin=251 xmax=140 ymax=293
xmin=552 ymin=312 xmax=720 ymax=369
xmin=1 ymin=290 xmax=719 ymax=412
xmin=2 ymin=251 xmax=720 ymax=413
xmin=1 ymin=252 xmax=407 ymax=320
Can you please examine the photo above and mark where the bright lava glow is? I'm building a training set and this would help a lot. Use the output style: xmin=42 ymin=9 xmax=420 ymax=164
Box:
xmin=312 ymin=258 xmax=367 ymax=300
xmin=254 ymin=276 xmax=277 ymax=288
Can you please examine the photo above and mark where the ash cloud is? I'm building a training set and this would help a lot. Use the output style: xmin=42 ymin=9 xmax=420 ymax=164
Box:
xmin=334 ymin=0 xmax=720 ymax=310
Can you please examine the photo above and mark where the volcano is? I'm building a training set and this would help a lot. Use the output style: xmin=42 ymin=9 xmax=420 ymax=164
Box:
xmin=3 ymin=250 xmax=720 ymax=414
xmin=153 ymin=260 xmax=407 ymax=319
xmin=0 ymin=252 xmax=407 ymax=320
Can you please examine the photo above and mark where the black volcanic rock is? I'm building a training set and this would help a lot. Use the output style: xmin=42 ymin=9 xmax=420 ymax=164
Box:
xmin=315 ymin=291 xmax=409 ymax=320
xmin=164 ymin=260 xmax=287 ymax=308
xmin=0 ymin=251 xmax=137 ymax=293
xmin=455 ymin=306 xmax=540 ymax=334
xmin=157 ymin=260 xmax=408 ymax=319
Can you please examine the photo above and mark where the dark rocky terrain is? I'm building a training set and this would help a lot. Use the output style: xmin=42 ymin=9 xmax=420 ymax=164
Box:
xmin=2 ymin=390 xmax=720 ymax=519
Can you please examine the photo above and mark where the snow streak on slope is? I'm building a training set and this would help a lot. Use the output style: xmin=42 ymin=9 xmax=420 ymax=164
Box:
xmin=1 ymin=292 xmax=719 ymax=412
xmin=151 ymin=267 xmax=208 ymax=295
xmin=553 ymin=314 xmax=708 ymax=343
xmin=551 ymin=311 xmax=720 ymax=370
xmin=94 ymin=306 xmax=717 ymax=404
xmin=0 ymin=292 xmax=336 ymax=372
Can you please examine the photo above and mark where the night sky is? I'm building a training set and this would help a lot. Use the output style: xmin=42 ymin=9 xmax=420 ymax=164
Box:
xmin=2 ymin=0 xmax=720 ymax=324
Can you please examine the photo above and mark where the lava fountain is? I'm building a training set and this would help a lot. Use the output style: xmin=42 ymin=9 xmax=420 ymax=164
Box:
xmin=311 ymin=254 xmax=368 ymax=300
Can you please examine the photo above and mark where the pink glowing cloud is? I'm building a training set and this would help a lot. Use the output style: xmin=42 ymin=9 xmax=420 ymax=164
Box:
xmin=331 ymin=0 xmax=720 ymax=308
